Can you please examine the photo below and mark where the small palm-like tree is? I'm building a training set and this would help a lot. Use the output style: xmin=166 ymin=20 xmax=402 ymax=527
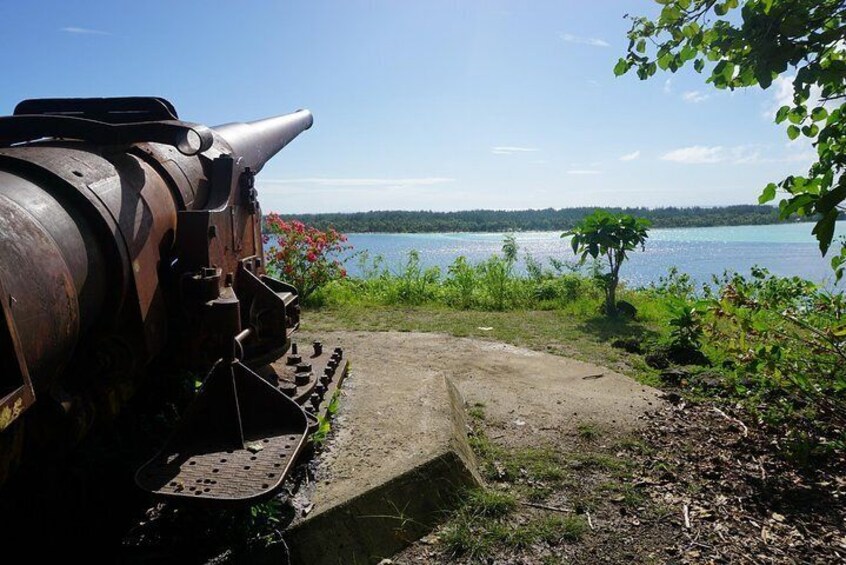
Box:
xmin=563 ymin=211 xmax=651 ymax=316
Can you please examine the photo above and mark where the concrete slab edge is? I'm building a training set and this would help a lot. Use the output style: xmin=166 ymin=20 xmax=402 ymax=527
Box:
xmin=257 ymin=375 xmax=482 ymax=565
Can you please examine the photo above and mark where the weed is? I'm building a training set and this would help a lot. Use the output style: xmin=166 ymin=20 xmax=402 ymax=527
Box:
xmin=467 ymin=402 xmax=486 ymax=421
xmin=569 ymin=452 xmax=625 ymax=473
xmin=577 ymin=422 xmax=602 ymax=441
xmin=312 ymin=389 xmax=341 ymax=446
xmin=464 ymin=488 xmax=517 ymax=518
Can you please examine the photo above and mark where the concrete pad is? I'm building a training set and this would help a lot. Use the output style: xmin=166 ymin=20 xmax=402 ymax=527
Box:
xmin=269 ymin=332 xmax=662 ymax=564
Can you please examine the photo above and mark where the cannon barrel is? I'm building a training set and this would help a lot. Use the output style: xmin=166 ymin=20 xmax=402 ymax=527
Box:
xmin=212 ymin=109 xmax=313 ymax=173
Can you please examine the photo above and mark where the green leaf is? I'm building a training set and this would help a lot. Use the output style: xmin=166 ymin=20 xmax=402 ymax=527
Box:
xmin=802 ymin=124 xmax=819 ymax=137
xmin=774 ymin=105 xmax=790 ymax=124
xmin=636 ymin=39 xmax=646 ymax=54
xmin=812 ymin=209 xmax=838 ymax=255
xmin=613 ymin=58 xmax=629 ymax=77
xmin=779 ymin=193 xmax=817 ymax=217
xmin=817 ymin=182 xmax=846 ymax=214
xmin=759 ymin=183 xmax=777 ymax=204
xmin=682 ymin=22 xmax=700 ymax=39
xmin=811 ymin=107 xmax=828 ymax=121
xmin=694 ymin=58 xmax=704 ymax=73
xmin=786 ymin=125 xmax=800 ymax=140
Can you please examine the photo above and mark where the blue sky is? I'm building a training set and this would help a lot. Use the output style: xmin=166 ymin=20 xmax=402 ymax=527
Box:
xmin=0 ymin=1 xmax=815 ymax=213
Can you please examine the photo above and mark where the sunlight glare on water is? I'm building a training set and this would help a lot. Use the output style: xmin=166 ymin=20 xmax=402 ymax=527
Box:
xmin=339 ymin=222 xmax=845 ymax=287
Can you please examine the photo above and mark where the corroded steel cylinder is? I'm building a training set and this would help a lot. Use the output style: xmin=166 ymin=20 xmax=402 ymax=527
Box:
xmin=0 ymin=168 xmax=107 ymax=389
xmin=0 ymin=98 xmax=313 ymax=490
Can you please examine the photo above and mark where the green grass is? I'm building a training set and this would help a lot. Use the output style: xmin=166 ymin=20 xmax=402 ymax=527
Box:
xmin=569 ymin=452 xmax=627 ymax=473
xmin=467 ymin=402 xmax=486 ymax=421
xmin=470 ymin=435 xmax=569 ymax=484
xmin=302 ymin=303 xmax=665 ymax=386
xmin=441 ymin=509 xmax=588 ymax=558
xmin=464 ymin=488 xmax=517 ymax=518
xmin=577 ymin=422 xmax=602 ymax=441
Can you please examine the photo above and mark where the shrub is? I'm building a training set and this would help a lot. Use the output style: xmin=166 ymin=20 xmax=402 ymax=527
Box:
xmin=703 ymin=267 xmax=846 ymax=463
xmin=479 ymin=255 xmax=511 ymax=310
xmin=445 ymin=256 xmax=478 ymax=309
xmin=264 ymin=215 xmax=350 ymax=301
xmin=391 ymin=250 xmax=441 ymax=305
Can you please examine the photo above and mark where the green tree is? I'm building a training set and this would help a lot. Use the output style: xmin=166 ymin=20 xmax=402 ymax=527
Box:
xmin=615 ymin=0 xmax=846 ymax=277
xmin=563 ymin=211 xmax=651 ymax=316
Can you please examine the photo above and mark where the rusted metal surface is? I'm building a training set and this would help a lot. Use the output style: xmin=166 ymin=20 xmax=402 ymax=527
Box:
xmin=0 ymin=274 xmax=34 ymax=433
xmin=135 ymin=359 xmax=309 ymax=502
xmin=136 ymin=345 xmax=347 ymax=502
xmin=0 ymin=97 xmax=336 ymax=503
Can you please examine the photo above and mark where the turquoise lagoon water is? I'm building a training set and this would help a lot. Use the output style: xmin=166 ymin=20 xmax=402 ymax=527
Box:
xmin=342 ymin=221 xmax=846 ymax=287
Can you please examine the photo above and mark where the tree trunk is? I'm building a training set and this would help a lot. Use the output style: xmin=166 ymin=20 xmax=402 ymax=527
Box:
xmin=606 ymin=259 xmax=620 ymax=316
xmin=605 ymin=281 xmax=617 ymax=316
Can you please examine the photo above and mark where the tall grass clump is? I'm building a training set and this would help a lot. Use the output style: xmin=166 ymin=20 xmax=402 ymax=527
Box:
xmin=310 ymin=234 xmax=608 ymax=312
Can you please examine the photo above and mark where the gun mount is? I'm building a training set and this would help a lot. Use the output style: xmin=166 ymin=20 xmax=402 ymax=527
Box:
xmin=0 ymin=97 xmax=346 ymax=503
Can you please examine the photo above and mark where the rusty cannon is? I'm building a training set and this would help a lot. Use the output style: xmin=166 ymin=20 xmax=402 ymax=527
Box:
xmin=0 ymin=97 xmax=347 ymax=503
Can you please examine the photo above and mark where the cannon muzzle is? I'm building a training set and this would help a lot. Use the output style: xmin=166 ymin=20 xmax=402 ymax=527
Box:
xmin=212 ymin=109 xmax=313 ymax=173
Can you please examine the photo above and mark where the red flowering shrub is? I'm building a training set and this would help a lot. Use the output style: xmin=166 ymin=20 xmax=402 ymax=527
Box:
xmin=263 ymin=214 xmax=350 ymax=300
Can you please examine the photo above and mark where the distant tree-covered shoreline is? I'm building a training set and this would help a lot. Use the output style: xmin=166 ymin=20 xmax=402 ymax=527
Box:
xmin=267 ymin=206 xmax=832 ymax=234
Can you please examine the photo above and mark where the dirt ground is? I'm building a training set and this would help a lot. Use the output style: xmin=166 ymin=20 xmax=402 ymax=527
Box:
xmin=305 ymin=331 xmax=845 ymax=564
xmin=301 ymin=330 xmax=662 ymax=446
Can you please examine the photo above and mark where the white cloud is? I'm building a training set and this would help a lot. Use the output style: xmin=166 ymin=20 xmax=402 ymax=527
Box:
xmin=491 ymin=146 xmax=539 ymax=155
xmin=661 ymin=145 xmax=765 ymax=164
xmin=764 ymin=75 xmax=834 ymax=120
xmin=763 ymin=75 xmax=798 ymax=118
xmin=560 ymin=33 xmax=609 ymax=48
xmin=682 ymin=90 xmax=709 ymax=103
xmin=619 ymin=150 xmax=641 ymax=161
xmin=661 ymin=146 xmax=728 ymax=164
xmin=567 ymin=169 xmax=602 ymax=175
xmin=61 ymin=26 xmax=111 ymax=35
xmin=263 ymin=177 xmax=454 ymax=188
xmin=663 ymin=78 xmax=673 ymax=94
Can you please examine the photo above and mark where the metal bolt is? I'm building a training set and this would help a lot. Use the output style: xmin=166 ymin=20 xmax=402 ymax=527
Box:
xmin=295 ymin=362 xmax=312 ymax=374
xmin=295 ymin=371 xmax=311 ymax=386
xmin=291 ymin=343 xmax=298 ymax=355
xmin=278 ymin=381 xmax=297 ymax=397
xmin=313 ymin=341 xmax=323 ymax=356
xmin=309 ymin=393 xmax=320 ymax=408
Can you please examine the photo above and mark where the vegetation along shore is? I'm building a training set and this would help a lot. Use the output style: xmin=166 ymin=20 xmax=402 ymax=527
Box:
xmin=265 ymin=205 xmax=843 ymax=234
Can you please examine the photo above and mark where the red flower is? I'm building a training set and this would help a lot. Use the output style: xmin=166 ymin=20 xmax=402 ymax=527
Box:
xmin=264 ymin=219 xmax=350 ymax=299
